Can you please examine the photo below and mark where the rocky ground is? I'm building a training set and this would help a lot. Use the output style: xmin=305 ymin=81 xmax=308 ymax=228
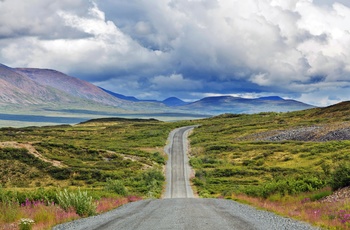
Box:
xmin=243 ymin=122 xmax=350 ymax=142
xmin=321 ymin=187 xmax=350 ymax=203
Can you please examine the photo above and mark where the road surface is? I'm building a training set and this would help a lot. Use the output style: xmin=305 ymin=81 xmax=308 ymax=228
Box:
xmin=53 ymin=126 xmax=318 ymax=230
xmin=163 ymin=126 xmax=195 ymax=198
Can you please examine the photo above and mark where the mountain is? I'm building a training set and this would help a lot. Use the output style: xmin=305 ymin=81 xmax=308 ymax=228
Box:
xmin=101 ymin=88 xmax=188 ymax=106
xmin=0 ymin=64 xmax=177 ymax=126
xmin=162 ymin=97 xmax=188 ymax=107
xmin=179 ymin=96 xmax=314 ymax=114
xmin=0 ymin=64 xmax=80 ymax=105
xmin=99 ymin=87 xmax=139 ymax=102
xmin=258 ymin=96 xmax=284 ymax=101
xmin=15 ymin=68 xmax=127 ymax=107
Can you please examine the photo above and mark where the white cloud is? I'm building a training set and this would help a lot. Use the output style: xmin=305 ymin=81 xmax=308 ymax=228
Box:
xmin=297 ymin=86 xmax=350 ymax=107
xmin=0 ymin=1 xmax=163 ymax=80
xmin=250 ymin=73 xmax=271 ymax=86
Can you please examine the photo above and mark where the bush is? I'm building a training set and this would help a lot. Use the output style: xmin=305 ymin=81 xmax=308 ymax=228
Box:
xmin=310 ymin=190 xmax=332 ymax=201
xmin=243 ymin=176 xmax=326 ymax=198
xmin=330 ymin=163 xmax=350 ymax=191
xmin=150 ymin=152 xmax=165 ymax=165
xmin=56 ymin=189 xmax=96 ymax=217
xmin=104 ymin=178 xmax=128 ymax=196
xmin=142 ymin=169 xmax=165 ymax=198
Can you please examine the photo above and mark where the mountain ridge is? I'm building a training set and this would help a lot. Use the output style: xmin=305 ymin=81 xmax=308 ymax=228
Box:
xmin=0 ymin=63 xmax=317 ymax=125
xmin=179 ymin=95 xmax=314 ymax=114
xmin=101 ymin=88 xmax=188 ymax=107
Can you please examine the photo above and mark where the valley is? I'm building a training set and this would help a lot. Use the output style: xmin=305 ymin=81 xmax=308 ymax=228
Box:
xmin=1 ymin=101 xmax=350 ymax=228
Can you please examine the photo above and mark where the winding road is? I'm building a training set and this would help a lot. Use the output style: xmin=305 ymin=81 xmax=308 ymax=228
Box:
xmin=53 ymin=126 xmax=318 ymax=230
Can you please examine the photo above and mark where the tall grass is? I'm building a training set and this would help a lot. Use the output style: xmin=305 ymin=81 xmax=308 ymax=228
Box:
xmin=56 ymin=189 xmax=96 ymax=217
xmin=0 ymin=195 xmax=141 ymax=229
xmin=0 ymin=199 xmax=79 ymax=230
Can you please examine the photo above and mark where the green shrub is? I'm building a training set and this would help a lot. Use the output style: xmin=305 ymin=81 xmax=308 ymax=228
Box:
xmin=189 ymin=158 xmax=203 ymax=168
xmin=330 ymin=163 xmax=350 ymax=191
xmin=150 ymin=152 xmax=165 ymax=165
xmin=56 ymin=189 xmax=96 ymax=217
xmin=104 ymin=178 xmax=128 ymax=196
xmin=310 ymin=190 xmax=332 ymax=201
xmin=142 ymin=169 xmax=165 ymax=198
xmin=243 ymin=176 xmax=326 ymax=198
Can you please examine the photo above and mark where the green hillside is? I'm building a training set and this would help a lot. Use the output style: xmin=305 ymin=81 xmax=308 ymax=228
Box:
xmin=0 ymin=119 xmax=190 ymax=198
xmin=188 ymin=102 xmax=350 ymax=198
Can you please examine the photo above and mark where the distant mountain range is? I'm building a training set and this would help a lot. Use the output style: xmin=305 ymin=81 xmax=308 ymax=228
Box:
xmin=0 ymin=63 xmax=316 ymax=125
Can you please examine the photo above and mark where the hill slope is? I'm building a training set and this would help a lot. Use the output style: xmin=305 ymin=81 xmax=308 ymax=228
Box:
xmin=188 ymin=100 xmax=350 ymax=195
xmin=15 ymin=68 xmax=127 ymax=107
xmin=0 ymin=64 xmax=79 ymax=105
xmin=100 ymin=87 xmax=140 ymax=102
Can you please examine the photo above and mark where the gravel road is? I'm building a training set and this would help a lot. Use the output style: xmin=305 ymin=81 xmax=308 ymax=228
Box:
xmin=53 ymin=126 xmax=319 ymax=230
xmin=163 ymin=126 xmax=195 ymax=198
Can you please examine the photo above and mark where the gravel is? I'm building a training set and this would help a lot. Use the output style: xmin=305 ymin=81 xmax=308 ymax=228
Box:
xmin=319 ymin=128 xmax=350 ymax=141
xmin=53 ymin=198 xmax=320 ymax=230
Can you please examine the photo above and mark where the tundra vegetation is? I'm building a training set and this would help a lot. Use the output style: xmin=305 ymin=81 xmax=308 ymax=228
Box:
xmin=1 ymin=102 xmax=350 ymax=229
xmin=0 ymin=118 xmax=191 ymax=229
xmin=188 ymin=102 xmax=350 ymax=229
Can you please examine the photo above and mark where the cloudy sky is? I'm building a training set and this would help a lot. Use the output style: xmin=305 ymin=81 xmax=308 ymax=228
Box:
xmin=1 ymin=0 xmax=350 ymax=106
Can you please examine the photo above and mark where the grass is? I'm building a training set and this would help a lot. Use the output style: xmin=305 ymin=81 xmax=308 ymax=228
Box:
xmin=0 ymin=200 xmax=79 ymax=230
